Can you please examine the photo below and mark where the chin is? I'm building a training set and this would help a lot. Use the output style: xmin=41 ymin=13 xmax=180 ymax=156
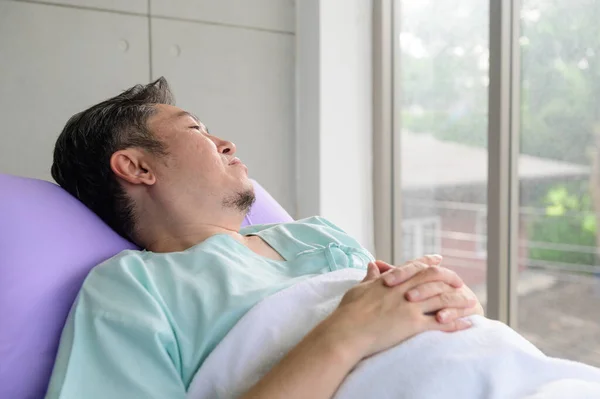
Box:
xmin=222 ymin=182 xmax=256 ymax=213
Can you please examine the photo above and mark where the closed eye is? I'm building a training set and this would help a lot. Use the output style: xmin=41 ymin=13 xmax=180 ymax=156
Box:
xmin=191 ymin=126 xmax=210 ymax=135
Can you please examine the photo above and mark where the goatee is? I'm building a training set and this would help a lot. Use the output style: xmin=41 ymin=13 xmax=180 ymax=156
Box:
xmin=222 ymin=188 xmax=256 ymax=214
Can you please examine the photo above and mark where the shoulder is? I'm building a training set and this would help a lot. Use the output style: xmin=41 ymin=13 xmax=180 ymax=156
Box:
xmin=77 ymin=238 xmax=232 ymax=321
xmin=244 ymin=216 xmax=368 ymax=252
xmin=294 ymin=216 xmax=347 ymax=231
xmin=83 ymin=249 xmax=152 ymax=295
xmin=48 ymin=251 xmax=182 ymax=398
xmin=74 ymin=249 xmax=173 ymax=326
xmin=241 ymin=216 xmax=346 ymax=234
xmin=288 ymin=216 xmax=361 ymax=246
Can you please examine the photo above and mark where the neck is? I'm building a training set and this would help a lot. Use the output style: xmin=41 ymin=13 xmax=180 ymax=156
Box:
xmin=142 ymin=221 xmax=246 ymax=253
xmin=128 ymin=184 xmax=255 ymax=252
xmin=135 ymin=207 xmax=248 ymax=253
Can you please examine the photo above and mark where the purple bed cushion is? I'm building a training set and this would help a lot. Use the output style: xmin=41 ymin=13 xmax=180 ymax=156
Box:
xmin=0 ymin=173 xmax=293 ymax=399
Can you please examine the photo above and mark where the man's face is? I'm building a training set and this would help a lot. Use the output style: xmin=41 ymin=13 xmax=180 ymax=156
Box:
xmin=146 ymin=104 xmax=253 ymax=208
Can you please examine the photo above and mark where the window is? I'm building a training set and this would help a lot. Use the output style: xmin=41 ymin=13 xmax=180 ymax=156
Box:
xmin=475 ymin=211 xmax=487 ymax=257
xmin=516 ymin=0 xmax=600 ymax=367
xmin=402 ymin=217 xmax=441 ymax=260
xmin=398 ymin=0 xmax=489 ymax=292
xmin=386 ymin=0 xmax=600 ymax=367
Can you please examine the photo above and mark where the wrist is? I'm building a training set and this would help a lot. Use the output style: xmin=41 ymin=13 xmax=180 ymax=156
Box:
xmin=312 ymin=309 xmax=371 ymax=365
xmin=242 ymin=312 xmax=363 ymax=399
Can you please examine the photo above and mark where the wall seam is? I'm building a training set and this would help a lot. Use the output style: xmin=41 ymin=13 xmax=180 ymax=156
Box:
xmin=147 ymin=0 xmax=153 ymax=81
xmin=7 ymin=0 xmax=295 ymax=35
xmin=10 ymin=0 xmax=147 ymax=17
xmin=151 ymin=14 xmax=294 ymax=35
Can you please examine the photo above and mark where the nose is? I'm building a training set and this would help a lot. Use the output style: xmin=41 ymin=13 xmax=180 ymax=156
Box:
xmin=214 ymin=137 xmax=236 ymax=155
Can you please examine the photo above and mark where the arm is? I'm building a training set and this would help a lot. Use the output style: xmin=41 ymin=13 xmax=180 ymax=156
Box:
xmin=242 ymin=262 xmax=476 ymax=399
xmin=46 ymin=302 xmax=185 ymax=399
xmin=241 ymin=316 xmax=362 ymax=399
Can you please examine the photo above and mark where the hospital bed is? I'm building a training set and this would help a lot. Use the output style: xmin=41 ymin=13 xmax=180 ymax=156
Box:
xmin=0 ymin=173 xmax=292 ymax=399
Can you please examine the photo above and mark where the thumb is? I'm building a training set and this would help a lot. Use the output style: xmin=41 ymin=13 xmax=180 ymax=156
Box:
xmin=374 ymin=260 xmax=395 ymax=273
xmin=414 ymin=254 xmax=443 ymax=267
xmin=362 ymin=262 xmax=381 ymax=282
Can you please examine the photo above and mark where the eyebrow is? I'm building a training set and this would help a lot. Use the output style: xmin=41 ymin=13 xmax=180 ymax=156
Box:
xmin=175 ymin=110 xmax=210 ymax=133
xmin=175 ymin=110 xmax=200 ymax=124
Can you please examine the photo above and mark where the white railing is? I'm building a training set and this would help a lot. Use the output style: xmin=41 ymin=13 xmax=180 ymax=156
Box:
xmin=402 ymin=198 xmax=600 ymax=274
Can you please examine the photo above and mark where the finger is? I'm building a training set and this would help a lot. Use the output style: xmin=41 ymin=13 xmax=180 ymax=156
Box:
xmin=375 ymin=255 xmax=441 ymax=275
xmin=419 ymin=291 xmax=476 ymax=313
xmin=405 ymin=281 xmax=454 ymax=302
xmin=422 ymin=315 xmax=473 ymax=333
xmin=382 ymin=261 xmax=429 ymax=287
xmin=404 ymin=266 xmax=464 ymax=289
xmin=413 ymin=254 xmax=443 ymax=267
xmin=436 ymin=305 xmax=480 ymax=324
xmin=362 ymin=262 xmax=380 ymax=282
xmin=433 ymin=317 xmax=473 ymax=333
xmin=362 ymin=262 xmax=381 ymax=282
xmin=374 ymin=260 xmax=395 ymax=273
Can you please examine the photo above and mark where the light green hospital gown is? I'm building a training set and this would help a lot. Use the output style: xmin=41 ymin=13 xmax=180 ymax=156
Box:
xmin=45 ymin=217 xmax=373 ymax=399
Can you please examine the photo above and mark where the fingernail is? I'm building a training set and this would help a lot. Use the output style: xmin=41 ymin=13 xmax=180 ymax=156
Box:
xmin=383 ymin=273 xmax=396 ymax=285
xmin=407 ymin=289 xmax=419 ymax=300
xmin=439 ymin=310 xmax=449 ymax=322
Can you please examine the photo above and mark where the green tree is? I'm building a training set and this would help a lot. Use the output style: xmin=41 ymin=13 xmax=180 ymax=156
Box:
xmin=400 ymin=0 xmax=600 ymax=266
xmin=529 ymin=184 xmax=596 ymax=265
xmin=401 ymin=0 xmax=600 ymax=164
xmin=400 ymin=0 xmax=489 ymax=147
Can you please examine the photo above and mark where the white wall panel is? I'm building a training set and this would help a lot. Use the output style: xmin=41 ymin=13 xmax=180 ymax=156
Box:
xmin=296 ymin=0 xmax=374 ymax=251
xmin=151 ymin=18 xmax=295 ymax=213
xmin=0 ymin=1 xmax=150 ymax=181
xmin=320 ymin=0 xmax=373 ymax=250
xmin=150 ymin=0 xmax=294 ymax=33
xmin=13 ymin=0 xmax=148 ymax=14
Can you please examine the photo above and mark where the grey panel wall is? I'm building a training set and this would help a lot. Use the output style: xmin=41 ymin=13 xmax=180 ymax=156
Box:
xmin=0 ymin=1 xmax=149 ymax=181
xmin=151 ymin=0 xmax=295 ymax=32
xmin=14 ymin=0 xmax=147 ymax=14
xmin=0 ymin=0 xmax=295 ymax=214
xmin=151 ymin=19 xmax=295 ymax=212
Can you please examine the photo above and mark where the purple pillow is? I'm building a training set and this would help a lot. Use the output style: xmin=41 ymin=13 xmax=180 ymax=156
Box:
xmin=0 ymin=173 xmax=292 ymax=399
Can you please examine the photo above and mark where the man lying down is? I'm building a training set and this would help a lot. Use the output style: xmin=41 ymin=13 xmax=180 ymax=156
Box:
xmin=46 ymin=78 xmax=600 ymax=399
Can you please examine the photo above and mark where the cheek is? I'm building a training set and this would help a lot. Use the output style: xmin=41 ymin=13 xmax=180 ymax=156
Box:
xmin=185 ymin=136 xmax=223 ymax=172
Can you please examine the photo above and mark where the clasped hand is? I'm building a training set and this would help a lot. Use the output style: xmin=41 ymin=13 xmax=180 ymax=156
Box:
xmin=328 ymin=255 xmax=484 ymax=358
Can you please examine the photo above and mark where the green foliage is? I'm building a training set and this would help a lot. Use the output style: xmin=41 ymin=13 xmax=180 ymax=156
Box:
xmin=528 ymin=184 xmax=596 ymax=265
xmin=401 ymin=0 xmax=600 ymax=164
xmin=401 ymin=0 xmax=600 ymax=266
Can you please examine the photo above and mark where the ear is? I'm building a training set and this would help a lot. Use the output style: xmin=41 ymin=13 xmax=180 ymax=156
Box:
xmin=110 ymin=149 xmax=156 ymax=186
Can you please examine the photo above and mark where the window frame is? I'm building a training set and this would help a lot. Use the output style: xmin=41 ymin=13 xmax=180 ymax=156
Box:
xmin=402 ymin=217 xmax=442 ymax=261
xmin=373 ymin=0 xmax=522 ymax=326
xmin=475 ymin=211 xmax=488 ymax=258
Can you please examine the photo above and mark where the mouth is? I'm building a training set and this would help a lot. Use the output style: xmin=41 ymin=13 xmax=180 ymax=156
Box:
xmin=229 ymin=157 xmax=242 ymax=166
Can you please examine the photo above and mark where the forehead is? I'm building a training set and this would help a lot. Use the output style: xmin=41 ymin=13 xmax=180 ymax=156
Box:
xmin=149 ymin=104 xmax=206 ymax=132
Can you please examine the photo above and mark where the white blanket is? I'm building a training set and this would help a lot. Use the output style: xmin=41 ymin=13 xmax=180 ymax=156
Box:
xmin=187 ymin=269 xmax=600 ymax=399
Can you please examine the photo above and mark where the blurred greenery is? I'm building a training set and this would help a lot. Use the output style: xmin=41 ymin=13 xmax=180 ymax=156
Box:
xmin=528 ymin=184 xmax=596 ymax=265
xmin=401 ymin=0 xmax=600 ymax=266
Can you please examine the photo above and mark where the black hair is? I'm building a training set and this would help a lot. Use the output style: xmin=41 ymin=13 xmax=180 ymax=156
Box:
xmin=51 ymin=77 xmax=173 ymax=240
